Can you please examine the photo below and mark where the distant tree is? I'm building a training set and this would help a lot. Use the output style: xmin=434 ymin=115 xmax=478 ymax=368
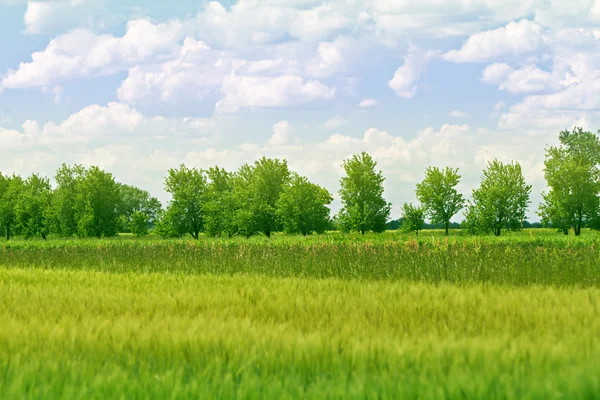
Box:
xmin=50 ymin=164 xmax=86 ymax=237
xmin=276 ymin=173 xmax=333 ymax=235
xmin=249 ymin=157 xmax=291 ymax=237
xmin=400 ymin=203 xmax=425 ymax=237
xmin=0 ymin=173 xmax=24 ymax=240
xmin=75 ymin=166 xmax=121 ymax=238
xmin=117 ymin=184 xmax=162 ymax=232
xmin=464 ymin=160 xmax=531 ymax=236
xmin=203 ymin=167 xmax=238 ymax=238
xmin=538 ymin=127 xmax=600 ymax=236
xmin=416 ymin=167 xmax=464 ymax=235
xmin=130 ymin=211 xmax=149 ymax=237
xmin=15 ymin=174 xmax=52 ymax=239
xmin=338 ymin=152 xmax=391 ymax=234
xmin=153 ymin=209 xmax=180 ymax=238
xmin=164 ymin=165 xmax=207 ymax=239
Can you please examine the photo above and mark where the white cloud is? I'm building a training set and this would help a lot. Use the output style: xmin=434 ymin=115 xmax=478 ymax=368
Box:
xmin=482 ymin=63 xmax=554 ymax=93
xmin=389 ymin=46 xmax=435 ymax=98
xmin=321 ymin=115 xmax=348 ymax=130
xmin=24 ymin=0 xmax=106 ymax=34
xmin=267 ymin=120 xmax=299 ymax=146
xmin=449 ymin=110 xmax=468 ymax=117
xmin=1 ymin=19 xmax=187 ymax=89
xmin=444 ymin=19 xmax=546 ymax=63
xmin=358 ymin=98 xmax=377 ymax=107
xmin=215 ymin=74 xmax=335 ymax=113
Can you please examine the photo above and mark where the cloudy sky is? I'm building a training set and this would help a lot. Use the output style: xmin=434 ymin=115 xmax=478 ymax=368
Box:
xmin=1 ymin=0 xmax=599 ymax=221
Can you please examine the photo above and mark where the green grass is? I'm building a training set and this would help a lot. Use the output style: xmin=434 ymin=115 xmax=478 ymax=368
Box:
xmin=0 ymin=268 xmax=598 ymax=399
xmin=0 ymin=230 xmax=599 ymax=398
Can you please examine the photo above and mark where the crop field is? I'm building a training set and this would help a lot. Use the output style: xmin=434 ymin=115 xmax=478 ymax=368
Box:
xmin=0 ymin=230 xmax=599 ymax=399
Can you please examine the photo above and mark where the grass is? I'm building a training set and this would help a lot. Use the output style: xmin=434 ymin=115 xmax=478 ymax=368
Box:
xmin=0 ymin=230 xmax=598 ymax=398
xmin=0 ymin=268 xmax=598 ymax=399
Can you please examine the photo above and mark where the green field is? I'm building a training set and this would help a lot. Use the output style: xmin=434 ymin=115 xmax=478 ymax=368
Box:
xmin=0 ymin=230 xmax=599 ymax=398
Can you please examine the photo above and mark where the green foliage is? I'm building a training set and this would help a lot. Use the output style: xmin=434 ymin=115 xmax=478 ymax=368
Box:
xmin=15 ymin=174 xmax=52 ymax=239
xmin=400 ymin=202 xmax=425 ymax=236
xmin=247 ymin=157 xmax=291 ymax=237
xmin=164 ymin=165 xmax=207 ymax=239
xmin=338 ymin=152 xmax=391 ymax=234
xmin=203 ymin=167 xmax=237 ymax=238
xmin=117 ymin=184 xmax=162 ymax=232
xmin=465 ymin=160 xmax=531 ymax=236
xmin=276 ymin=173 xmax=333 ymax=235
xmin=539 ymin=127 xmax=600 ymax=236
xmin=416 ymin=167 xmax=464 ymax=235
xmin=50 ymin=164 xmax=85 ymax=237
xmin=75 ymin=167 xmax=121 ymax=238
xmin=0 ymin=173 xmax=24 ymax=240
xmin=130 ymin=211 xmax=149 ymax=237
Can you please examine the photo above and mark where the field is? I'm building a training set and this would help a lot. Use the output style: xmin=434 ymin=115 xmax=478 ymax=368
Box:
xmin=0 ymin=230 xmax=599 ymax=399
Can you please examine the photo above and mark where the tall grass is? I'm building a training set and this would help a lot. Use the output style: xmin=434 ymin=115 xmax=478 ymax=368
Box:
xmin=1 ymin=231 xmax=598 ymax=286
xmin=0 ymin=268 xmax=598 ymax=399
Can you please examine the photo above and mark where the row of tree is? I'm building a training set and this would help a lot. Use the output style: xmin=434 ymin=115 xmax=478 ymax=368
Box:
xmin=1 ymin=128 xmax=599 ymax=239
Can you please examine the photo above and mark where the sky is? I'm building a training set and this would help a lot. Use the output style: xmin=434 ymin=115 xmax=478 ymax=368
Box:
xmin=1 ymin=0 xmax=599 ymax=221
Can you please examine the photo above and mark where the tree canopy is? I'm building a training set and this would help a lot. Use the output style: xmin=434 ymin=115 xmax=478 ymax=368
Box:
xmin=416 ymin=167 xmax=464 ymax=235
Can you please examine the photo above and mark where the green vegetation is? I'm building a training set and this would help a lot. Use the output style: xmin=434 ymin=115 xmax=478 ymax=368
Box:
xmin=0 ymin=264 xmax=597 ymax=399
xmin=416 ymin=167 xmax=464 ymax=235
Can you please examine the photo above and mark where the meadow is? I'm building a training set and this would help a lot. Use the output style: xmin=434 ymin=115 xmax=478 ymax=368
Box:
xmin=0 ymin=229 xmax=599 ymax=399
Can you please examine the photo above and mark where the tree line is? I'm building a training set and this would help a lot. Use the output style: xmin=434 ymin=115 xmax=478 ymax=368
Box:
xmin=1 ymin=127 xmax=599 ymax=240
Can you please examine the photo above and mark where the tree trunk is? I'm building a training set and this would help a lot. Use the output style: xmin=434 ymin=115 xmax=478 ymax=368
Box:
xmin=5 ymin=224 xmax=9 ymax=241
xmin=265 ymin=229 xmax=271 ymax=238
xmin=575 ymin=225 xmax=581 ymax=236
xmin=361 ymin=229 xmax=365 ymax=235
xmin=445 ymin=222 xmax=449 ymax=236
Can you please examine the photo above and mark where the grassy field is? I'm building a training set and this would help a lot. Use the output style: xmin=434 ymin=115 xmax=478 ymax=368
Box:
xmin=0 ymin=230 xmax=599 ymax=398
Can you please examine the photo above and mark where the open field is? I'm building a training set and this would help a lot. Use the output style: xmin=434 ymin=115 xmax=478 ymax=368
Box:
xmin=0 ymin=230 xmax=599 ymax=399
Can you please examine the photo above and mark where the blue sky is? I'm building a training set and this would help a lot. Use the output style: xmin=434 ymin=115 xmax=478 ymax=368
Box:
xmin=1 ymin=0 xmax=600 ymax=221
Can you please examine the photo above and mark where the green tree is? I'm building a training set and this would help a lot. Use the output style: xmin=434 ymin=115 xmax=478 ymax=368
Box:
xmin=276 ymin=173 xmax=333 ymax=235
xmin=117 ymin=184 xmax=162 ymax=232
xmin=75 ymin=166 xmax=121 ymax=238
xmin=538 ymin=127 xmax=600 ymax=236
xmin=338 ymin=152 xmax=391 ymax=234
xmin=130 ymin=211 xmax=149 ymax=236
xmin=249 ymin=157 xmax=291 ymax=237
xmin=164 ymin=165 xmax=207 ymax=239
xmin=0 ymin=173 xmax=24 ymax=240
xmin=50 ymin=164 xmax=86 ymax=237
xmin=400 ymin=202 xmax=425 ymax=237
xmin=203 ymin=167 xmax=238 ymax=238
xmin=15 ymin=174 xmax=52 ymax=239
xmin=464 ymin=160 xmax=531 ymax=236
xmin=416 ymin=167 xmax=464 ymax=235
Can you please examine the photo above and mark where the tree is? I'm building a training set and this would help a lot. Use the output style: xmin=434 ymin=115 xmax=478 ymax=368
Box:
xmin=130 ymin=211 xmax=149 ymax=236
xmin=203 ymin=167 xmax=238 ymax=238
xmin=276 ymin=173 xmax=333 ymax=235
xmin=0 ymin=173 xmax=24 ymax=240
xmin=538 ymin=127 xmax=600 ymax=236
xmin=75 ymin=166 xmax=121 ymax=238
xmin=464 ymin=160 xmax=531 ymax=236
xmin=338 ymin=152 xmax=391 ymax=234
xmin=15 ymin=174 xmax=52 ymax=239
xmin=416 ymin=167 xmax=464 ymax=235
xmin=400 ymin=203 xmax=425 ymax=236
xmin=50 ymin=164 xmax=86 ymax=237
xmin=164 ymin=165 xmax=207 ymax=239
xmin=117 ymin=184 xmax=162 ymax=232
xmin=249 ymin=157 xmax=290 ymax=237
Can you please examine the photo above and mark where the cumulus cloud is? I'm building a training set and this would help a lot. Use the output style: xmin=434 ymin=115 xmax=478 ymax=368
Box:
xmin=321 ymin=115 xmax=348 ymax=130
xmin=24 ymin=0 xmax=106 ymax=34
xmin=215 ymin=74 xmax=335 ymax=113
xmin=482 ymin=63 xmax=554 ymax=93
xmin=449 ymin=110 xmax=468 ymax=117
xmin=444 ymin=20 xmax=546 ymax=63
xmin=358 ymin=98 xmax=377 ymax=107
xmin=1 ymin=19 xmax=186 ymax=89
xmin=267 ymin=121 xmax=299 ymax=146
xmin=389 ymin=46 xmax=436 ymax=98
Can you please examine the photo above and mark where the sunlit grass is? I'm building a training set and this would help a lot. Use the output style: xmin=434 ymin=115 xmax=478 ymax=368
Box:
xmin=0 ymin=268 xmax=598 ymax=399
